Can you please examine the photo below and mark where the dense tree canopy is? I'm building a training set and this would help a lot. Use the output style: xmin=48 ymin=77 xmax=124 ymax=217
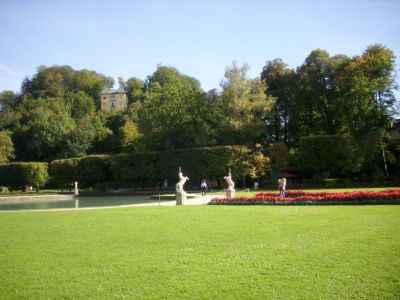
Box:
xmin=0 ymin=131 xmax=15 ymax=163
xmin=0 ymin=44 xmax=398 ymax=179
xmin=221 ymin=62 xmax=275 ymax=146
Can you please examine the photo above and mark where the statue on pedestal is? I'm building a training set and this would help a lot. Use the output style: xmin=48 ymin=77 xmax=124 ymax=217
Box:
xmin=74 ymin=181 xmax=79 ymax=196
xmin=176 ymin=167 xmax=189 ymax=205
xmin=224 ymin=169 xmax=235 ymax=198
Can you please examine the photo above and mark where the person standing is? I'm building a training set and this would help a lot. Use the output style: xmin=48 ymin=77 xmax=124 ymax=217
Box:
xmin=282 ymin=178 xmax=287 ymax=198
xmin=278 ymin=178 xmax=283 ymax=198
xmin=201 ymin=178 xmax=208 ymax=194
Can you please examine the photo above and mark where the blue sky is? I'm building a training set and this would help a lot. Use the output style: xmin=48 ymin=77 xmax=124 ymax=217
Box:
xmin=0 ymin=0 xmax=399 ymax=95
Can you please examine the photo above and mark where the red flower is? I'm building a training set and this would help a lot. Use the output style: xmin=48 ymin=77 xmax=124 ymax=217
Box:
xmin=209 ymin=190 xmax=400 ymax=205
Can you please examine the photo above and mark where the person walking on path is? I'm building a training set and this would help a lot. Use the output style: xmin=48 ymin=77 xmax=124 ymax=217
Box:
xmin=201 ymin=178 xmax=208 ymax=195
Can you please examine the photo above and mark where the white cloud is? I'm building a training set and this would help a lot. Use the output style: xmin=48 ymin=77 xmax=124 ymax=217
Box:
xmin=0 ymin=63 xmax=19 ymax=76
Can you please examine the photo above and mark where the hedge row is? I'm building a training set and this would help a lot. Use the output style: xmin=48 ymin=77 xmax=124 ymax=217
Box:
xmin=0 ymin=146 xmax=266 ymax=190
xmin=49 ymin=145 xmax=260 ymax=188
xmin=49 ymin=155 xmax=111 ymax=188
xmin=0 ymin=162 xmax=49 ymax=189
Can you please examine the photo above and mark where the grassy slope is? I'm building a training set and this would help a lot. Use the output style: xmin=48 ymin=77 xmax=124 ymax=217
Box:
xmin=1 ymin=206 xmax=399 ymax=299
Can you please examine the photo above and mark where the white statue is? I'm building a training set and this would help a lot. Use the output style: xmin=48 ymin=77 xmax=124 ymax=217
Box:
xmin=224 ymin=169 xmax=235 ymax=198
xmin=176 ymin=171 xmax=189 ymax=194
xmin=224 ymin=172 xmax=235 ymax=191
xmin=74 ymin=181 xmax=79 ymax=196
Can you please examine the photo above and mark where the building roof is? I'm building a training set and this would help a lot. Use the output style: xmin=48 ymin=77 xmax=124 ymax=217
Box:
xmin=100 ymin=87 xmax=126 ymax=95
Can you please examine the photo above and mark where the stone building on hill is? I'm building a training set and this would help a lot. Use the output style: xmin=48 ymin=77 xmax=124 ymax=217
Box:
xmin=100 ymin=87 xmax=128 ymax=111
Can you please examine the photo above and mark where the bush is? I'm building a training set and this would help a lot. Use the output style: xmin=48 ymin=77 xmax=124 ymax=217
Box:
xmin=77 ymin=155 xmax=112 ymax=189
xmin=0 ymin=162 xmax=49 ymax=189
xmin=296 ymin=135 xmax=361 ymax=177
xmin=111 ymin=145 xmax=266 ymax=188
xmin=46 ymin=146 xmax=270 ymax=190
xmin=49 ymin=158 xmax=81 ymax=187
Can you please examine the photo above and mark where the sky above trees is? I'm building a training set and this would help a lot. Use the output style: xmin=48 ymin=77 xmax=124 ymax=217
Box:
xmin=0 ymin=0 xmax=399 ymax=95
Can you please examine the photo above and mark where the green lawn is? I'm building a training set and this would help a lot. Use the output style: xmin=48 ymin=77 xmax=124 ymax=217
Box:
xmin=1 ymin=205 xmax=399 ymax=299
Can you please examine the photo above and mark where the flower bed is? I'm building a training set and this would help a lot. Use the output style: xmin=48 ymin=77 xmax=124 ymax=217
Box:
xmin=209 ymin=190 xmax=400 ymax=205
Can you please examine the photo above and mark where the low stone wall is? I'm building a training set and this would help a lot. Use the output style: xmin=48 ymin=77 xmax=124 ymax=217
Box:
xmin=0 ymin=194 xmax=75 ymax=205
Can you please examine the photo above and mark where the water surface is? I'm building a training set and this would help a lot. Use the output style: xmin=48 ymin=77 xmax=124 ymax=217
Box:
xmin=0 ymin=195 xmax=162 ymax=211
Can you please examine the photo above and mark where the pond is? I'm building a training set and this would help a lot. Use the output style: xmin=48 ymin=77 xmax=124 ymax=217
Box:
xmin=0 ymin=195 xmax=172 ymax=211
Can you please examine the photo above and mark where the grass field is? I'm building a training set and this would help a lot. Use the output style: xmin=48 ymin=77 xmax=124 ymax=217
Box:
xmin=1 ymin=205 xmax=399 ymax=299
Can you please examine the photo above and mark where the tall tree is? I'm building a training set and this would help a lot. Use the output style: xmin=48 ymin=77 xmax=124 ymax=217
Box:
xmin=261 ymin=59 xmax=298 ymax=144
xmin=125 ymin=77 xmax=145 ymax=104
xmin=296 ymin=50 xmax=351 ymax=136
xmin=145 ymin=65 xmax=202 ymax=91
xmin=139 ymin=80 xmax=206 ymax=150
xmin=0 ymin=131 xmax=15 ymax=163
xmin=220 ymin=62 xmax=274 ymax=146
xmin=12 ymin=98 xmax=76 ymax=161
xmin=0 ymin=90 xmax=19 ymax=111
xmin=20 ymin=65 xmax=112 ymax=108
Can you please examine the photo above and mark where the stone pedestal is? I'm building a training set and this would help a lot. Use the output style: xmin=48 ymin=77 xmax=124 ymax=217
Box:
xmin=176 ymin=192 xmax=187 ymax=205
xmin=225 ymin=188 xmax=235 ymax=198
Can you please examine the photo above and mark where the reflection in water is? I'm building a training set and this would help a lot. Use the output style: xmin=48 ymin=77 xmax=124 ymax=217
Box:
xmin=0 ymin=195 xmax=162 ymax=211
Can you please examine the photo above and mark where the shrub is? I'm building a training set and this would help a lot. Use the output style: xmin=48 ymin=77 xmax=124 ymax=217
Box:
xmin=49 ymin=158 xmax=81 ymax=187
xmin=296 ymin=135 xmax=361 ymax=177
xmin=111 ymin=145 xmax=267 ymax=188
xmin=0 ymin=162 xmax=49 ymax=189
xmin=77 ymin=155 xmax=112 ymax=189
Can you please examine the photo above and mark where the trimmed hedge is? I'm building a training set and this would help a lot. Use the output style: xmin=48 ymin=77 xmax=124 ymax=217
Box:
xmin=48 ymin=155 xmax=111 ymax=189
xmin=0 ymin=162 xmax=49 ymax=189
xmin=49 ymin=158 xmax=81 ymax=187
xmin=77 ymin=155 xmax=111 ymax=189
xmin=111 ymin=145 xmax=257 ymax=188
xmin=48 ymin=146 xmax=265 ymax=189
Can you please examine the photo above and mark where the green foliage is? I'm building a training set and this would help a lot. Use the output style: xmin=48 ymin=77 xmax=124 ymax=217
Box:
xmin=125 ymin=77 xmax=145 ymax=104
xmin=261 ymin=59 xmax=298 ymax=144
xmin=296 ymin=135 xmax=361 ymax=177
xmin=65 ymin=91 xmax=96 ymax=120
xmin=0 ymin=162 xmax=48 ymax=189
xmin=145 ymin=65 xmax=201 ymax=90
xmin=0 ymin=90 xmax=19 ymax=111
xmin=77 ymin=155 xmax=111 ymax=188
xmin=21 ymin=65 xmax=111 ymax=108
xmin=221 ymin=62 xmax=274 ymax=145
xmin=0 ymin=131 xmax=15 ymax=163
xmin=268 ymin=141 xmax=290 ymax=171
xmin=111 ymin=145 xmax=261 ymax=187
xmin=139 ymin=80 xmax=209 ymax=150
xmin=49 ymin=158 xmax=81 ymax=186
xmin=0 ymin=45 xmax=396 ymax=179
xmin=246 ymin=151 xmax=270 ymax=180
xmin=12 ymin=97 xmax=76 ymax=161
xmin=121 ymin=120 xmax=142 ymax=152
